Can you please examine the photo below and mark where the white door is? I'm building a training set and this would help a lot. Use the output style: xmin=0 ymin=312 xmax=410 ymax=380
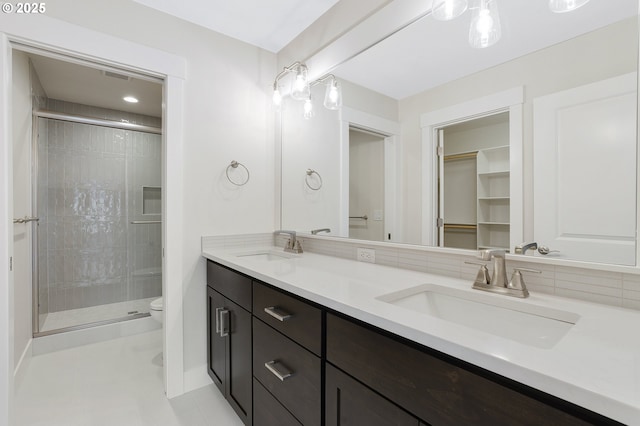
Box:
xmin=533 ymin=73 xmax=637 ymax=265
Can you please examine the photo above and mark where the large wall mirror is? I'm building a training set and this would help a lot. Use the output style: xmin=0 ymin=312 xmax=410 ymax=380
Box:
xmin=280 ymin=0 xmax=638 ymax=266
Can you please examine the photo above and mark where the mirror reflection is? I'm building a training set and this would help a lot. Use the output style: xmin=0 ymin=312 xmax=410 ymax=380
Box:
xmin=280 ymin=1 xmax=638 ymax=265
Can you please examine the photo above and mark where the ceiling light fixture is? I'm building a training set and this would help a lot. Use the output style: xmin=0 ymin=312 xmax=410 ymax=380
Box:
xmin=123 ymin=96 xmax=139 ymax=103
xmin=548 ymin=0 xmax=590 ymax=13
xmin=468 ymin=0 xmax=501 ymax=49
xmin=432 ymin=0 xmax=468 ymax=21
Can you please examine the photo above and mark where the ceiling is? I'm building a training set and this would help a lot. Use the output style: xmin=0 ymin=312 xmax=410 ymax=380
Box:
xmin=30 ymin=53 xmax=163 ymax=117
xmin=28 ymin=0 xmax=341 ymax=118
xmin=28 ymin=0 xmax=637 ymax=117
xmin=132 ymin=0 xmax=341 ymax=53
xmin=334 ymin=0 xmax=637 ymax=100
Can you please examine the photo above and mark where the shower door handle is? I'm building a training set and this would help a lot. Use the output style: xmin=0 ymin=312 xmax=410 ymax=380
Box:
xmin=13 ymin=216 xmax=39 ymax=224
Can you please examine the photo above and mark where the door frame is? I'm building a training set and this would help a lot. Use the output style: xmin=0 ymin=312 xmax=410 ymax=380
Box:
xmin=420 ymin=87 xmax=524 ymax=250
xmin=0 ymin=15 xmax=187 ymax=423
xmin=339 ymin=107 xmax=401 ymax=241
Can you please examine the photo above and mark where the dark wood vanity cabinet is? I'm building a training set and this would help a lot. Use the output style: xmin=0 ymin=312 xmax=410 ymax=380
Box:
xmin=326 ymin=313 xmax=618 ymax=426
xmin=206 ymin=261 xmax=253 ymax=425
xmin=252 ymin=282 xmax=323 ymax=426
xmin=325 ymin=363 xmax=422 ymax=426
xmin=205 ymin=260 xmax=621 ymax=426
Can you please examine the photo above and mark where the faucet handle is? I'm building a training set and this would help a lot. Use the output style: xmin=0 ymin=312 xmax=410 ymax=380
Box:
xmin=465 ymin=261 xmax=491 ymax=285
xmin=508 ymin=268 xmax=541 ymax=294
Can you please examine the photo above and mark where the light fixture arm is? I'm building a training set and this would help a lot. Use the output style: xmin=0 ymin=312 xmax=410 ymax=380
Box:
xmin=309 ymin=73 xmax=336 ymax=88
xmin=273 ymin=61 xmax=307 ymax=89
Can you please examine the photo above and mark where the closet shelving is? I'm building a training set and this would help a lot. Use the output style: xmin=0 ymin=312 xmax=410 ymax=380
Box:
xmin=476 ymin=145 xmax=510 ymax=251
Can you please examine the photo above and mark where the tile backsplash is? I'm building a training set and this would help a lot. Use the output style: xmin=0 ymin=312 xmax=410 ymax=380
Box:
xmin=202 ymin=233 xmax=640 ymax=312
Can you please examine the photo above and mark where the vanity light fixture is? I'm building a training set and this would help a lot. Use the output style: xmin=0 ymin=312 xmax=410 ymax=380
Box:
xmin=548 ymin=0 xmax=590 ymax=13
xmin=432 ymin=0 xmax=468 ymax=21
xmin=317 ymin=75 xmax=342 ymax=110
xmin=290 ymin=63 xmax=310 ymax=100
xmin=468 ymin=0 xmax=501 ymax=49
xmin=123 ymin=96 xmax=139 ymax=103
xmin=272 ymin=62 xmax=343 ymax=118
xmin=272 ymin=61 xmax=309 ymax=107
xmin=303 ymin=97 xmax=314 ymax=119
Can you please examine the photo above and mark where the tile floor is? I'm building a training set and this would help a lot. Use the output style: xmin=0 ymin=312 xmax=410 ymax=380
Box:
xmin=40 ymin=298 xmax=159 ymax=332
xmin=14 ymin=329 xmax=243 ymax=425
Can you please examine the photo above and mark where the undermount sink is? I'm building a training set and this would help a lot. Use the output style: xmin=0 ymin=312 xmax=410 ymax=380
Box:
xmin=235 ymin=250 xmax=296 ymax=261
xmin=377 ymin=284 xmax=579 ymax=349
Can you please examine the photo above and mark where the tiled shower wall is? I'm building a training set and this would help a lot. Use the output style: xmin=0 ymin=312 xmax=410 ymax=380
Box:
xmin=202 ymin=233 xmax=640 ymax=312
xmin=37 ymin=99 xmax=162 ymax=313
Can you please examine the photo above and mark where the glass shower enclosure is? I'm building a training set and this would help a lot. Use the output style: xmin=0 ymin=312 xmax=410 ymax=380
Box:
xmin=32 ymin=111 xmax=162 ymax=335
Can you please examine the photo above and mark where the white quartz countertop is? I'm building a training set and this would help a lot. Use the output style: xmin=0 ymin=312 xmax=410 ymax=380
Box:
xmin=202 ymin=246 xmax=640 ymax=425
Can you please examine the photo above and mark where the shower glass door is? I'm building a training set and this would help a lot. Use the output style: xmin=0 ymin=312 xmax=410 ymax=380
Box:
xmin=33 ymin=114 xmax=162 ymax=335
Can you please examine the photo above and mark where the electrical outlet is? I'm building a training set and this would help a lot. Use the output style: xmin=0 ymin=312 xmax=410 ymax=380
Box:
xmin=357 ymin=248 xmax=375 ymax=263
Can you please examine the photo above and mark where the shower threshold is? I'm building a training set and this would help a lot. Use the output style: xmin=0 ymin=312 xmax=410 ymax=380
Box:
xmin=34 ymin=312 xmax=150 ymax=337
xmin=36 ymin=297 xmax=157 ymax=337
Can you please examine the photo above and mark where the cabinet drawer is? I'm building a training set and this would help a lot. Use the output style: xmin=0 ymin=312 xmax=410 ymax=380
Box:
xmin=253 ymin=378 xmax=302 ymax=426
xmin=206 ymin=260 xmax=252 ymax=311
xmin=253 ymin=282 xmax=322 ymax=355
xmin=327 ymin=314 xmax=592 ymax=426
xmin=253 ymin=318 xmax=321 ymax=426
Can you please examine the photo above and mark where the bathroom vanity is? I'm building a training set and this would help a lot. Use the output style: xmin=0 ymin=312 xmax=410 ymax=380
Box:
xmin=203 ymin=245 xmax=640 ymax=425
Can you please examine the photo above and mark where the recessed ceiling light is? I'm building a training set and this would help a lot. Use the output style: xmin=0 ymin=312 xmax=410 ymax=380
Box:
xmin=123 ymin=96 xmax=139 ymax=103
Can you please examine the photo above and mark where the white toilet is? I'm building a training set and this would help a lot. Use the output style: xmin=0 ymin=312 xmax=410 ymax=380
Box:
xmin=150 ymin=297 xmax=163 ymax=324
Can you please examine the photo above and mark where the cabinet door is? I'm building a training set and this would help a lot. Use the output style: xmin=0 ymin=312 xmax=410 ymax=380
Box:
xmin=226 ymin=298 xmax=252 ymax=425
xmin=207 ymin=286 xmax=226 ymax=393
xmin=253 ymin=378 xmax=302 ymax=426
xmin=326 ymin=363 xmax=420 ymax=426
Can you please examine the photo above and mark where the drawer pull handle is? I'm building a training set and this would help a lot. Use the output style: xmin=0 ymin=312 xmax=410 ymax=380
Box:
xmin=264 ymin=306 xmax=292 ymax=322
xmin=264 ymin=360 xmax=294 ymax=381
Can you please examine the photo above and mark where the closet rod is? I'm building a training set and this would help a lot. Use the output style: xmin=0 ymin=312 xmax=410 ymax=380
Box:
xmin=444 ymin=223 xmax=477 ymax=230
xmin=443 ymin=151 xmax=478 ymax=161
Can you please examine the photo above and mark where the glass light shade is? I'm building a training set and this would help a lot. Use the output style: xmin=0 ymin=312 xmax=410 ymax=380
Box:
xmin=323 ymin=80 xmax=342 ymax=110
xmin=272 ymin=87 xmax=282 ymax=106
xmin=290 ymin=65 xmax=310 ymax=100
xmin=548 ymin=0 xmax=589 ymax=13
xmin=432 ymin=0 xmax=468 ymax=21
xmin=303 ymin=98 xmax=314 ymax=119
xmin=469 ymin=0 xmax=501 ymax=49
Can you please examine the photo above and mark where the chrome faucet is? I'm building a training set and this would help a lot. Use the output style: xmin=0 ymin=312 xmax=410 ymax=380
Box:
xmin=515 ymin=242 xmax=538 ymax=255
xmin=311 ymin=228 xmax=331 ymax=235
xmin=274 ymin=230 xmax=303 ymax=253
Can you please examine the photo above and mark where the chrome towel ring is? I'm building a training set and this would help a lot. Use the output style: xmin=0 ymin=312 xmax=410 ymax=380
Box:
xmin=305 ymin=169 xmax=323 ymax=191
xmin=226 ymin=160 xmax=250 ymax=186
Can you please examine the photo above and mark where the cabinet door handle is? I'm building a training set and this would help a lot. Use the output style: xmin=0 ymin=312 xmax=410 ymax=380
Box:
xmin=215 ymin=307 xmax=223 ymax=334
xmin=264 ymin=306 xmax=292 ymax=322
xmin=219 ymin=309 xmax=230 ymax=337
xmin=264 ymin=360 xmax=294 ymax=381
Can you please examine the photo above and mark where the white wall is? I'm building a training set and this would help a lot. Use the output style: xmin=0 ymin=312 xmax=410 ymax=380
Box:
xmin=2 ymin=0 xmax=277 ymax=394
xmin=281 ymin=84 xmax=342 ymax=235
xmin=11 ymin=51 xmax=32 ymax=377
